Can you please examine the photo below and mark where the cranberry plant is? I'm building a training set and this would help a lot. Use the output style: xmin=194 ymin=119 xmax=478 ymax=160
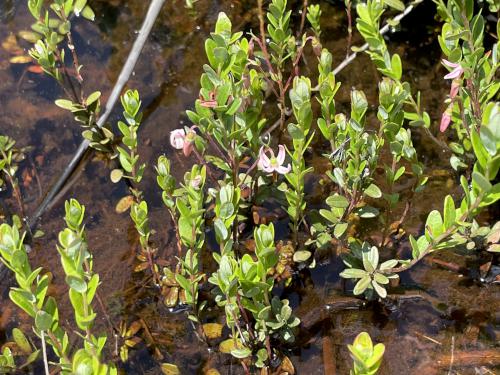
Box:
xmin=0 ymin=136 xmax=28 ymax=222
xmin=435 ymin=0 xmax=499 ymax=170
xmin=0 ymin=200 xmax=116 ymax=374
xmin=348 ymin=332 xmax=385 ymax=375
xmin=338 ymin=0 xmax=499 ymax=299
xmin=24 ymin=0 xmax=115 ymax=153
xmin=0 ymin=0 xmax=498 ymax=373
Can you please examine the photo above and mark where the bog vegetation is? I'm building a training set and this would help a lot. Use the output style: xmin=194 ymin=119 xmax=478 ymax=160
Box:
xmin=0 ymin=0 xmax=498 ymax=374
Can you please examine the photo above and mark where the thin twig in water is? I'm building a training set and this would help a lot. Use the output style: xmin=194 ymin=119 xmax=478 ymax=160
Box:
xmin=448 ymin=335 xmax=455 ymax=375
xmin=413 ymin=330 xmax=442 ymax=345
xmin=257 ymin=0 xmax=272 ymax=70
xmin=332 ymin=0 xmax=423 ymax=76
xmin=40 ymin=331 xmax=50 ymax=375
xmin=345 ymin=0 xmax=352 ymax=57
xmin=60 ymin=8 xmax=84 ymax=99
xmin=298 ymin=0 xmax=308 ymax=37
xmin=28 ymin=155 xmax=43 ymax=199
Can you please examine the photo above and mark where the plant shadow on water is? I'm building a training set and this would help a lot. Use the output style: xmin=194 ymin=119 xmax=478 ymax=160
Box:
xmin=0 ymin=0 xmax=498 ymax=374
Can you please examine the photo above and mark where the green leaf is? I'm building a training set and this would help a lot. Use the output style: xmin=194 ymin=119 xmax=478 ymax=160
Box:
xmin=18 ymin=30 xmax=42 ymax=43
xmin=9 ymin=289 xmax=35 ymax=317
xmin=219 ymin=202 xmax=234 ymax=220
xmin=390 ymin=53 xmax=402 ymax=80
xmin=175 ymin=274 xmax=191 ymax=296
xmin=340 ymin=268 xmax=368 ymax=279
xmin=226 ymin=98 xmax=242 ymax=115
xmin=55 ymin=99 xmax=75 ymax=111
xmin=23 ymin=350 xmax=40 ymax=367
xmin=12 ymin=328 xmax=31 ymax=354
xmin=215 ymin=12 xmax=232 ymax=34
xmin=383 ymin=0 xmax=405 ymax=11
xmin=161 ymin=363 xmax=180 ymax=375
xmin=110 ymin=169 xmax=123 ymax=183
xmin=373 ymin=272 xmax=389 ymax=285
xmin=364 ymin=184 xmax=382 ymax=198
xmin=333 ymin=168 xmax=345 ymax=188
xmin=80 ymin=5 xmax=95 ymax=21
xmin=35 ymin=310 xmax=53 ymax=331
xmin=334 ymin=222 xmax=348 ymax=238
xmin=425 ymin=210 xmax=444 ymax=238
xmin=66 ymin=275 xmax=87 ymax=293
xmin=293 ymin=250 xmax=311 ymax=262
xmin=472 ymin=171 xmax=492 ymax=192
xmin=482 ymin=182 xmax=500 ymax=207
xmin=33 ymin=230 xmax=45 ymax=239
xmin=326 ymin=194 xmax=349 ymax=208
xmin=85 ymin=91 xmax=100 ymax=106
xmin=28 ymin=0 xmax=42 ymax=19
xmin=73 ymin=0 xmax=88 ymax=15
xmin=366 ymin=343 xmax=385 ymax=368
xmin=231 ymin=347 xmax=252 ymax=359
xmin=372 ymin=280 xmax=387 ymax=298
xmin=353 ymin=276 xmax=371 ymax=295
xmin=356 ymin=206 xmax=379 ymax=218
xmin=213 ymin=47 xmax=229 ymax=66
xmin=471 ymin=130 xmax=489 ymax=169
xmin=443 ymin=195 xmax=456 ymax=229
xmin=363 ymin=246 xmax=379 ymax=272
xmin=379 ymin=259 xmax=398 ymax=270
xmin=214 ymin=218 xmax=228 ymax=241
xmin=287 ymin=123 xmax=304 ymax=140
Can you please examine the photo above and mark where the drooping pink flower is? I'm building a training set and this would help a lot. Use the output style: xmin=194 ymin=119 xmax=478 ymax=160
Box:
xmin=183 ymin=129 xmax=196 ymax=157
xmin=258 ymin=145 xmax=291 ymax=175
xmin=449 ymin=80 xmax=460 ymax=99
xmin=170 ymin=127 xmax=196 ymax=156
xmin=442 ymin=59 xmax=464 ymax=80
xmin=440 ymin=103 xmax=453 ymax=132
xmin=170 ymin=129 xmax=186 ymax=149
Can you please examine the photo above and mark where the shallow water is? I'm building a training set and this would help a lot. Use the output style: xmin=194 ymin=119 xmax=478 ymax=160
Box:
xmin=0 ymin=0 xmax=498 ymax=374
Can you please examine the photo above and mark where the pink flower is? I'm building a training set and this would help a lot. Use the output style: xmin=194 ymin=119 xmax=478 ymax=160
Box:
xmin=449 ymin=80 xmax=460 ymax=99
xmin=440 ymin=103 xmax=453 ymax=132
xmin=170 ymin=127 xmax=196 ymax=156
xmin=442 ymin=59 xmax=464 ymax=80
xmin=258 ymin=145 xmax=291 ymax=175
xmin=170 ymin=129 xmax=186 ymax=149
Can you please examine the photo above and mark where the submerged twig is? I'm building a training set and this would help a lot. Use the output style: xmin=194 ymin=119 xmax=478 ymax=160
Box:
xmin=40 ymin=331 xmax=50 ymax=375
xmin=345 ymin=0 xmax=352 ymax=57
xmin=447 ymin=336 xmax=455 ymax=375
xmin=298 ymin=0 xmax=308 ymax=37
xmin=413 ymin=331 xmax=442 ymax=345
xmin=332 ymin=0 xmax=422 ymax=76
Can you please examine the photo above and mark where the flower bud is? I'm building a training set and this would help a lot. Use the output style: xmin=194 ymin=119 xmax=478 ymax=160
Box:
xmin=312 ymin=37 xmax=322 ymax=57
xmin=440 ymin=103 xmax=453 ymax=132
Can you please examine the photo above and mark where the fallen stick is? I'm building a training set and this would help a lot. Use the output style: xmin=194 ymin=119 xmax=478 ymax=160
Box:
xmin=322 ymin=334 xmax=336 ymax=375
xmin=415 ymin=349 xmax=500 ymax=374
xmin=425 ymin=256 xmax=465 ymax=273
xmin=438 ymin=349 xmax=500 ymax=368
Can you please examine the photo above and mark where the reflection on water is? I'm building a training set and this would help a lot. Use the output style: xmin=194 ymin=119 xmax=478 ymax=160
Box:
xmin=0 ymin=1 xmax=498 ymax=374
